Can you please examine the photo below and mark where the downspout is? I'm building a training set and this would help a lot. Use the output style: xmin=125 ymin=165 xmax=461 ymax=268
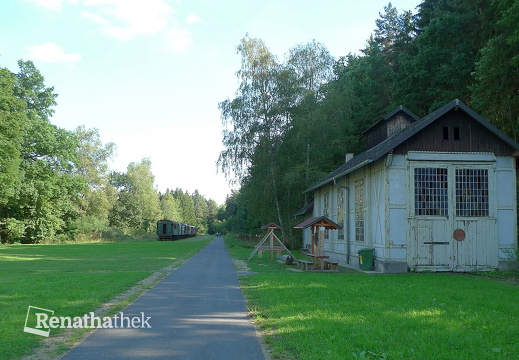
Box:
xmin=334 ymin=178 xmax=350 ymax=264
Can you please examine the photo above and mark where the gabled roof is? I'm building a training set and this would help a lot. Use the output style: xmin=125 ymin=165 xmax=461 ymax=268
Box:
xmin=293 ymin=216 xmax=342 ymax=230
xmin=261 ymin=222 xmax=283 ymax=230
xmin=305 ymin=99 xmax=519 ymax=193
xmin=361 ymin=105 xmax=419 ymax=136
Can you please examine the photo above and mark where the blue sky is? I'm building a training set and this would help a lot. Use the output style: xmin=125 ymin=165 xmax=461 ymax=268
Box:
xmin=0 ymin=0 xmax=420 ymax=204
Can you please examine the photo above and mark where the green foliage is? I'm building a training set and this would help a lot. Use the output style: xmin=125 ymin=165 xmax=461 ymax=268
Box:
xmin=108 ymin=158 xmax=161 ymax=234
xmin=178 ymin=189 xmax=196 ymax=226
xmin=471 ymin=0 xmax=519 ymax=141
xmin=0 ymin=68 xmax=25 ymax=205
xmin=218 ymin=36 xmax=337 ymax=239
xmin=160 ymin=192 xmax=181 ymax=221
xmin=0 ymin=60 xmax=86 ymax=243
xmin=0 ymin=59 xmax=219 ymax=242
xmin=219 ymin=0 xmax=519 ymax=239
xmin=74 ymin=126 xmax=117 ymax=221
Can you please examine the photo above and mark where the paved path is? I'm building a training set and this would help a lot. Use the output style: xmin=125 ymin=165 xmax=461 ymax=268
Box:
xmin=62 ymin=237 xmax=266 ymax=360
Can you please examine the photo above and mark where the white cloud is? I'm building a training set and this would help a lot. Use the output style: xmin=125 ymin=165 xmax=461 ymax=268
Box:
xmin=185 ymin=14 xmax=201 ymax=24
xmin=24 ymin=0 xmax=77 ymax=11
xmin=165 ymin=28 xmax=193 ymax=52
xmin=28 ymin=0 xmax=194 ymax=52
xmin=24 ymin=43 xmax=82 ymax=63
xmin=81 ymin=0 xmax=174 ymax=41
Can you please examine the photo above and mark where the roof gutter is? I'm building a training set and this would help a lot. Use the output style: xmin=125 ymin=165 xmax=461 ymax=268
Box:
xmin=304 ymin=159 xmax=373 ymax=193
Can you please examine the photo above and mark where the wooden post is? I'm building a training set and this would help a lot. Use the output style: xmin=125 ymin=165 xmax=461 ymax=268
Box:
xmin=248 ymin=223 xmax=295 ymax=261
xmin=269 ymin=230 xmax=274 ymax=260
xmin=318 ymin=229 xmax=324 ymax=255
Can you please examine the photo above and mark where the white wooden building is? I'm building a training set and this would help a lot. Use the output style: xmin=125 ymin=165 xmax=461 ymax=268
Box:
xmin=303 ymin=99 xmax=519 ymax=272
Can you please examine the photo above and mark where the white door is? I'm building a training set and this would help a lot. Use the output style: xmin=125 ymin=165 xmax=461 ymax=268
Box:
xmin=409 ymin=164 xmax=497 ymax=271
xmin=452 ymin=167 xmax=497 ymax=271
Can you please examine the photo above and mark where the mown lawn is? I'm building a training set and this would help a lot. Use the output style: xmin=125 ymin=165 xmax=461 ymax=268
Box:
xmin=0 ymin=236 xmax=212 ymax=360
xmin=226 ymin=236 xmax=519 ymax=360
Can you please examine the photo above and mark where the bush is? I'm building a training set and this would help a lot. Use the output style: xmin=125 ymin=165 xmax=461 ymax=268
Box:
xmin=0 ymin=218 xmax=25 ymax=244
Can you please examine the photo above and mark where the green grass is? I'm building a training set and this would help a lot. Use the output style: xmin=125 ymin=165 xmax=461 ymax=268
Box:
xmin=0 ymin=236 xmax=213 ymax=360
xmin=225 ymin=236 xmax=519 ymax=360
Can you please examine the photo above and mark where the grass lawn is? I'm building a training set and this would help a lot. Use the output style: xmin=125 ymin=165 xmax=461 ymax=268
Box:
xmin=0 ymin=235 xmax=212 ymax=360
xmin=226 ymin=236 xmax=519 ymax=360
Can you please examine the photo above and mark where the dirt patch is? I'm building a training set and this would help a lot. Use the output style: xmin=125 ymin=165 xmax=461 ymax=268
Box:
xmin=232 ymin=258 xmax=252 ymax=272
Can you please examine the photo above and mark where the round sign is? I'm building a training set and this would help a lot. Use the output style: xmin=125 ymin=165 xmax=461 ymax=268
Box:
xmin=453 ymin=228 xmax=466 ymax=241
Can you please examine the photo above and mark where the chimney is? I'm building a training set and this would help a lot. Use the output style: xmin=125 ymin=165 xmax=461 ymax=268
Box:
xmin=345 ymin=153 xmax=354 ymax=163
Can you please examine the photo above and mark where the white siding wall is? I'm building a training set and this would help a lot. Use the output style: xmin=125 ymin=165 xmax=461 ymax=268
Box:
xmin=387 ymin=155 xmax=407 ymax=260
xmin=496 ymin=157 xmax=517 ymax=260
xmin=310 ymin=153 xmax=516 ymax=271
xmin=369 ymin=164 xmax=386 ymax=247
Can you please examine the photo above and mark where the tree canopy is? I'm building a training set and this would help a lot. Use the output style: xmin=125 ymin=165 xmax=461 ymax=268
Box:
xmin=218 ymin=0 xmax=519 ymax=243
xmin=0 ymin=61 xmax=221 ymax=243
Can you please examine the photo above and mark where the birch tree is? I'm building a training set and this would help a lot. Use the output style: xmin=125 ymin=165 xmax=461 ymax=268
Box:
xmin=218 ymin=35 xmax=296 ymax=238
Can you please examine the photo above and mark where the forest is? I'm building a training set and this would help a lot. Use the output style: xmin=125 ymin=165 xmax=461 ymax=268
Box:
xmin=218 ymin=0 xmax=519 ymax=244
xmin=0 ymin=60 xmax=221 ymax=243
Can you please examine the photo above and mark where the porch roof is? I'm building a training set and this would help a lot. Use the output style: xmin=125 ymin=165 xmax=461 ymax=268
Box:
xmin=293 ymin=216 xmax=342 ymax=230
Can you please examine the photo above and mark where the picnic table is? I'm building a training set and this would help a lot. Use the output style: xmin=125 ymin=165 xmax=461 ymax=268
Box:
xmin=306 ymin=253 xmax=329 ymax=270
xmin=293 ymin=216 xmax=343 ymax=272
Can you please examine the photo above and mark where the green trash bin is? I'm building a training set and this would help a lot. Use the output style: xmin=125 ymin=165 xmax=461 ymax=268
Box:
xmin=358 ymin=248 xmax=375 ymax=271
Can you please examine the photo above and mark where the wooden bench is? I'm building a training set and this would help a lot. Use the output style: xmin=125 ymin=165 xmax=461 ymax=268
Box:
xmin=323 ymin=260 xmax=339 ymax=271
xmin=297 ymin=259 xmax=314 ymax=271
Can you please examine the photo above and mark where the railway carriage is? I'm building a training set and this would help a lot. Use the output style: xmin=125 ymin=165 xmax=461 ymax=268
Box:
xmin=157 ymin=219 xmax=197 ymax=240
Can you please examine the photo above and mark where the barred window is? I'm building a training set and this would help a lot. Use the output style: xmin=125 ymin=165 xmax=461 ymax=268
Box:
xmin=354 ymin=179 xmax=365 ymax=242
xmin=414 ymin=168 xmax=448 ymax=216
xmin=337 ymin=188 xmax=344 ymax=240
xmin=456 ymin=169 xmax=489 ymax=216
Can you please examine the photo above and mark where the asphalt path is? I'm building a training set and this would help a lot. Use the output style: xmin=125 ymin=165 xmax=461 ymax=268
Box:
xmin=61 ymin=237 xmax=266 ymax=360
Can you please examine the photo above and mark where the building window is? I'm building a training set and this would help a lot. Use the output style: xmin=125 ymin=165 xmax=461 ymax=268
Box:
xmin=414 ymin=168 xmax=448 ymax=216
xmin=323 ymin=191 xmax=330 ymax=239
xmin=453 ymin=127 xmax=460 ymax=141
xmin=354 ymin=179 xmax=365 ymax=242
xmin=442 ymin=126 xmax=460 ymax=141
xmin=337 ymin=188 xmax=344 ymax=240
xmin=456 ymin=169 xmax=489 ymax=216
xmin=443 ymin=127 xmax=449 ymax=140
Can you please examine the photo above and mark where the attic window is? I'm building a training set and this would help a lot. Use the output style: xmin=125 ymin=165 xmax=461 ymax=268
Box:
xmin=443 ymin=127 xmax=449 ymax=140
xmin=453 ymin=127 xmax=460 ymax=141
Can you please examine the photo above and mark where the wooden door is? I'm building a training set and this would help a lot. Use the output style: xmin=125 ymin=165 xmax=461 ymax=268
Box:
xmin=408 ymin=164 xmax=497 ymax=271
xmin=452 ymin=166 xmax=497 ymax=271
